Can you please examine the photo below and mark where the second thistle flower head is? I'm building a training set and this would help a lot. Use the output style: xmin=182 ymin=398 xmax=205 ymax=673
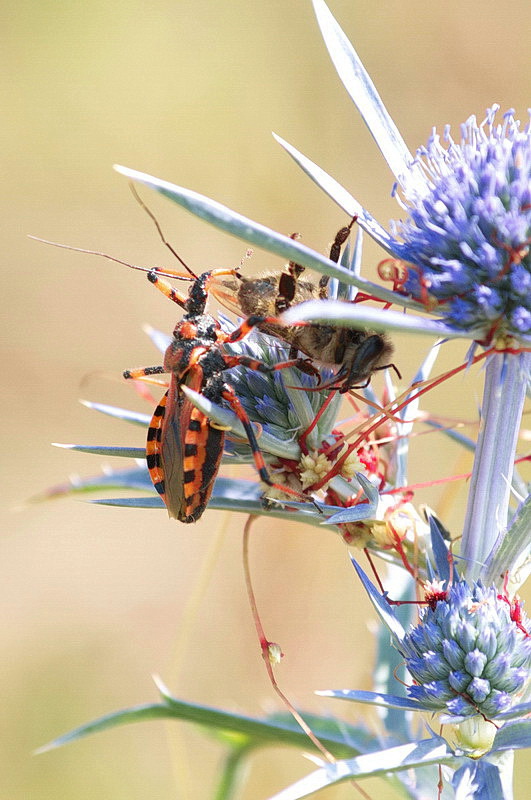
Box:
xmin=220 ymin=317 xmax=341 ymax=459
xmin=394 ymin=107 xmax=531 ymax=342
xmin=400 ymin=580 xmax=531 ymax=752
xmin=227 ymin=341 xmax=331 ymax=444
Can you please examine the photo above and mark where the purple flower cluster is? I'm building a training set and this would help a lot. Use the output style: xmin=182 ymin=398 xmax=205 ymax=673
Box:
xmin=394 ymin=107 xmax=531 ymax=340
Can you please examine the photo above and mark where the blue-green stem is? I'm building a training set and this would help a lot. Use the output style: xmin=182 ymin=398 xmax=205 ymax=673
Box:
xmin=461 ymin=351 xmax=530 ymax=582
xmin=488 ymin=750 xmax=514 ymax=800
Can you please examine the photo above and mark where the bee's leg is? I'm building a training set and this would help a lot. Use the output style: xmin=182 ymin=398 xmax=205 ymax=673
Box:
xmin=320 ymin=215 xmax=359 ymax=298
xmin=373 ymin=361 xmax=402 ymax=381
xmin=287 ymin=232 xmax=305 ymax=278
xmin=275 ymin=271 xmax=297 ymax=313
xmin=329 ymin=216 xmax=358 ymax=262
xmin=318 ymin=274 xmax=330 ymax=299
xmin=274 ymin=232 xmax=305 ymax=314
xmin=288 ymin=345 xmax=299 ymax=360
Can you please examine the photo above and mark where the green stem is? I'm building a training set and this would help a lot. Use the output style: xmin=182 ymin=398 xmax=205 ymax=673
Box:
xmin=213 ymin=746 xmax=253 ymax=800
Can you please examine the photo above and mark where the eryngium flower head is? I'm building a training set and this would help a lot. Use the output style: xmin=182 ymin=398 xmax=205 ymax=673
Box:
xmin=400 ymin=581 xmax=531 ymax=726
xmin=395 ymin=107 xmax=531 ymax=340
xmin=220 ymin=316 xmax=341 ymax=457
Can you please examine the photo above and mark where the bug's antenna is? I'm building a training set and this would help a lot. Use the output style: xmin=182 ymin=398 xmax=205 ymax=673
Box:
xmin=128 ymin=183 xmax=197 ymax=279
xmin=27 ymin=235 xmax=193 ymax=281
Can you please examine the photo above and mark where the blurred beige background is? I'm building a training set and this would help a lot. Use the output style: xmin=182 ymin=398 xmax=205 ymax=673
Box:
xmin=2 ymin=1 xmax=530 ymax=798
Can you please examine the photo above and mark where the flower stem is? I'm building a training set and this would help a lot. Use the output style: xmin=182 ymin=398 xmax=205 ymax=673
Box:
xmin=488 ymin=750 xmax=514 ymax=800
xmin=213 ymin=746 xmax=253 ymax=800
xmin=461 ymin=351 xmax=530 ymax=581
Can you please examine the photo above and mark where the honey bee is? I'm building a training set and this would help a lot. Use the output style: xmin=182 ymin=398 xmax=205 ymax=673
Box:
xmin=211 ymin=219 xmax=399 ymax=393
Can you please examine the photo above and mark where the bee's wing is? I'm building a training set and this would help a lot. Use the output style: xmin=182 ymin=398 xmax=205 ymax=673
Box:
xmin=209 ymin=275 xmax=245 ymax=316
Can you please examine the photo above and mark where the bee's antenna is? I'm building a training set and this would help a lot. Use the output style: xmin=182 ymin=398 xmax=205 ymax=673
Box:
xmin=128 ymin=183 xmax=197 ymax=279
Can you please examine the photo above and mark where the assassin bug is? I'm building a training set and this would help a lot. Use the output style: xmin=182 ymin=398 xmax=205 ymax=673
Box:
xmin=122 ymin=262 xmax=323 ymax=522
xmin=211 ymin=218 xmax=400 ymax=392
xmin=30 ymin=214 xmax=321 ymax=523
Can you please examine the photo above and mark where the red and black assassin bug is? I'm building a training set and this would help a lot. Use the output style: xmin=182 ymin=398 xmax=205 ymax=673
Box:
xmin=30 ymin=199 xmax=320 ymax=523
xmin=123 ymin=265 xmax=321 ymax=523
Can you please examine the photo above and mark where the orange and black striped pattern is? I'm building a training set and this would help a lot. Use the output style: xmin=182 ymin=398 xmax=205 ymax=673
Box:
xmin=143 ymin=385 xmax=225 ymax=522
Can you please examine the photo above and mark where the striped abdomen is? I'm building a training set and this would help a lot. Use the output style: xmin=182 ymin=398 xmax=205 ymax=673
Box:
xmin=146 ymin=385 xmax=225 ymax=523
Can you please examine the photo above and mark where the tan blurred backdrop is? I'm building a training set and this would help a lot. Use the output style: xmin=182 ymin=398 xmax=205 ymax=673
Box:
xmin=2 ymin=1 xmax=530 ymax=798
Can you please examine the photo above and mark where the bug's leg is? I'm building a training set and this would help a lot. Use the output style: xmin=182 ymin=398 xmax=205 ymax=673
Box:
xmin=217 ymin=314 xmax=285 ymax=345
xmin=220 ymin=384 xmax=315 ymax=505
xmin=148 ymin=265 xmax=243 ymax=315
xmin=123 ymin=365 xmax=166 ymax=380
xmin=218 ymin=314 xmax=321 ymax=380
xmin=218 ymin=313 xmax=322 ymax=382
xmin=146 ymin=264 xmax=255 ymax=316
xmin=146 ymin=269 xmax=189 ymax=309
xmin=199 ymin=267 xmax=246 ymax=299
xmin=221 ymin=353 xmax=321 ymax=382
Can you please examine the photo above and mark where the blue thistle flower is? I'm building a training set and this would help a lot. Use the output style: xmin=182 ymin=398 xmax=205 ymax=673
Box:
xmin=327 ymin=561 xmax=531 ymax=765
xmin=400 ymin=581 xmax=531 ymax=731
xmin=393 ymin=107 xmax=531 ymax=340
